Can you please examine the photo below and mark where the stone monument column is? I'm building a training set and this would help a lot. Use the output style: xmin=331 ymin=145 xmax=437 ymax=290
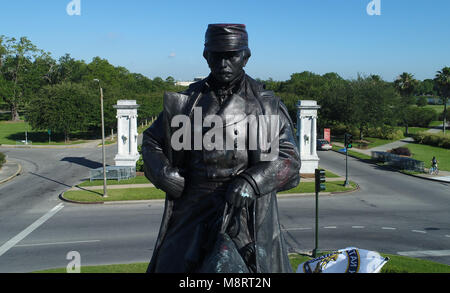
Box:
xmin=296 ymin=100 xmax=321 ymax=174
xmin=114 ymin=100 xmax=140 ymax=167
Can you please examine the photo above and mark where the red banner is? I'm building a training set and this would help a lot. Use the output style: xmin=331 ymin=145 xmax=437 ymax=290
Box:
xmin=324 ymin=128 xmax=331 ymax=143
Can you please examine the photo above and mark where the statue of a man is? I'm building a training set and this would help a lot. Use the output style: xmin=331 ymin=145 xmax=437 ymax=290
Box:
xmin=142 ymin=24 xmax=300 ymax=273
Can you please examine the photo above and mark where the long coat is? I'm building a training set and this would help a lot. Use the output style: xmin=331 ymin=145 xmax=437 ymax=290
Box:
xmin=142 ymin=75 xmax=301 ymax=273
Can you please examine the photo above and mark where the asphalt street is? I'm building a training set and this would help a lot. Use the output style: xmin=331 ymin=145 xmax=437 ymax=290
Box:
xmin=0 ymin=145 xmax=449 ymax=272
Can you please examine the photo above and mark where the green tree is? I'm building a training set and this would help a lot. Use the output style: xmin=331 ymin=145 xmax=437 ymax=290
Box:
xmin=1 ymin=37 xmax=42 ymax=120
xmin=26 ymin=82 xmax=96 ymax=143
xmin=434 ymin=67 xmax=450 ymax=134
xmin=348 ymin=75 xmax=397 ymax=140
xmin=394 ymin=72 xmax=419 ymax=135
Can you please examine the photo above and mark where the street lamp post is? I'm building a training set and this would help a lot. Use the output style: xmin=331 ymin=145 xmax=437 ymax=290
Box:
xmin=94 ymin=79 xmax=108 ymax=198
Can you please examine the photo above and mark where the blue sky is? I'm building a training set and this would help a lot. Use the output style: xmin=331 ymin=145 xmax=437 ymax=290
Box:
xmin=1 ymin=0 xmax=449 ymax=82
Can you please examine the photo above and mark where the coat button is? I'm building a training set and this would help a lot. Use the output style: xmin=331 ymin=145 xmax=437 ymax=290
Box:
xmin=234 ymin=129 xmax=239 ymax=135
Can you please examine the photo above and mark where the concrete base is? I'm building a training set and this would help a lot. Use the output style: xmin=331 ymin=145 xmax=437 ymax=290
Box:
xmin=114 ymin=154 xmax=140 ymax=167
xmin=300 ymin=156 xmax=320 ymax=175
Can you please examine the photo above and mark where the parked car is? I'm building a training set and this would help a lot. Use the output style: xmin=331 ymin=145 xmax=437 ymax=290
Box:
xmin=317 ymin=139 xmax=332 ymax=151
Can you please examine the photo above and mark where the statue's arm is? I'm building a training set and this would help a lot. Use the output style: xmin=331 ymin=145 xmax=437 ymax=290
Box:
xmin=240 ymin=103 xmax=301 ymax=196
xmin=141 ymin=112 xmax=185 ymax=199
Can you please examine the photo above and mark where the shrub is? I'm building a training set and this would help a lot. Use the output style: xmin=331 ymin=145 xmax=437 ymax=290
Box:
xmin=416 ymin=96 xmax=428 ymax=107
xmin=366 ymin=126 xmax=404 ymax=140
xmin=0 ymin=152 xmax=5 ymax=169
xmin=411 ymin=132 xmax=450 ymax=149
xmin=136 ymin=145 xmax=144 ymax=172
xmin=390 ymin=147 xmax=411 ymax=156
xmin=405 ymin=107 xmax=437 ymax=128
xmin=438 ymin=110 xmax=450 ymax=121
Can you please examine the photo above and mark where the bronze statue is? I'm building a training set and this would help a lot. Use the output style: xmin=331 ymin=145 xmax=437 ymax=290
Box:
xmin=142 ymin=24 xmax=300 ymax=273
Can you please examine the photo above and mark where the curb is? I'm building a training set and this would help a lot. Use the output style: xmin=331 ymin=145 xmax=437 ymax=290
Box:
xmin=59 ymin=191 xmax=163 ymax=205
xmin=398 ymin=171 xmax=450 ymax=184
xmin=0 ymin=140 xmax=102 ymax=149
xmin=59 ymin=184 xmax=359 ymax=205
xmin=0 ymin=160 xmax=22 ymax=185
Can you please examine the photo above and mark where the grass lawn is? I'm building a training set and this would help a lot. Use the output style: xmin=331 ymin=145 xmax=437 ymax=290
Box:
xmin=425 ymin=104 xmax=445 ymax=115
xmin=65 ymin=179 xmax=357 ymax=203
xmin=429 ymin=121 xmax=445 ymax=127
xmin=332 ymin=137 xmax=395 ymax=150
xmin=279 ymin=181 xmax=357 ymax=194
xmin=33 ymin=252 xmax=450 ymax=273
xmin=332 ymin=145 xmax=372 ymax=161
xmin=407 ymin=143 xmax=450 ymax=171
xmin=78 ymin=176 xmax=150 ymax=187
xmin=0 ymin=121 xmax=93 ymax=145
xmin=63 ymin=187 xmax=165 ymax=202
xmin=363 ymin=137 xmax=396 ymax=148
xmin=323 ymin=169 xmax=339 ymax=178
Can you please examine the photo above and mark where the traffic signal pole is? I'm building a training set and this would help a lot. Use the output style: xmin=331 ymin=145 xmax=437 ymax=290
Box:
xmin=344 ymin=133 xmax=351 ymax=187
xmin=313 ymin=169 xmax=326 ymax=258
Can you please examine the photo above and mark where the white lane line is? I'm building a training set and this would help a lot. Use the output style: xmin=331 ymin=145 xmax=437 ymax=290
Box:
xmin=15 ymin=240 xmax=100 ymax=247
xmin=284 ymin=228 xmax=312 ymax=231
xmin=382 ymin=227 xmax=397 ymax=230
xmin=446 ymin=235 xmax=450 ymax=238
xmin=397 ymin=250 xmax=450 ymax=257
xmin=352 ymin=226 xmax=365 ymax=229
xmin=411 ymin=230 xmax=427 ymax=234
xmin=0 ymin=203 xmax=64 ymax=257
xmin=284 ymin=227 xmax=312 ymax=231
xmin=323 ymin=226 xmax=337 ymax=229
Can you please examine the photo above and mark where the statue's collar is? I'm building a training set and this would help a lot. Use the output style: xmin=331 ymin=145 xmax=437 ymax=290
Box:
xmin=205 ymin=71 xmax=246 ymax=99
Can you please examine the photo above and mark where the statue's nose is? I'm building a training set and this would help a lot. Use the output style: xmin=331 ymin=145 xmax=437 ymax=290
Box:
xmin=219 ymin=58 xmax=227 ymax=68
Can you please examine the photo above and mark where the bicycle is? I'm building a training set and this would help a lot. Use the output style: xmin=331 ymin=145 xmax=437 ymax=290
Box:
xmin=429 ymin=166 xmax=439 ymax=175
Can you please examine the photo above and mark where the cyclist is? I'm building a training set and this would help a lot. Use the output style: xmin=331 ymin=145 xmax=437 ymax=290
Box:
xmin=430 ymin=156 xmax=439 ymax=174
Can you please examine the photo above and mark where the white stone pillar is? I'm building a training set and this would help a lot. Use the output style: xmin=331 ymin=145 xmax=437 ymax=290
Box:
xmin=114 ymin=100 xmax=140 ymax=167
xmin=296 ymin=100 xmax=321 ymax=174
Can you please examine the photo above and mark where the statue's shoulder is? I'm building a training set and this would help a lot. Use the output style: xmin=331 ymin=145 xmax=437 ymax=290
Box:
xmin=246 ymin=75 xmax=281 ymax=112
xmin=164 ymin=79 xmax=207 ymax=117
xmin=181 ymin=78 xmax=208 ymax=95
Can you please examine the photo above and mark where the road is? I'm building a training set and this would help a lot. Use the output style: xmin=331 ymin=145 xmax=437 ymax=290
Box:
xmin=0 ymin=145 xmax=449 ymax=272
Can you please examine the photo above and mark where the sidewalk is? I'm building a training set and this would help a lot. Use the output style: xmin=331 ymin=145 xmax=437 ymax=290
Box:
xmin=0 ymin=139 xmax=103 ymax=149
xmin=0 ymin=159 xmax=22 ymax=184
xmin=332 ymin=141 xmax=450 ymax=183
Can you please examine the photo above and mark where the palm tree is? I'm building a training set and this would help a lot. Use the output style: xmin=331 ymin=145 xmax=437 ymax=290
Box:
xmin=434 ymin=67 xmax=450 ymax=134
xmin=394 ymin=72 xmax=418 ymax=135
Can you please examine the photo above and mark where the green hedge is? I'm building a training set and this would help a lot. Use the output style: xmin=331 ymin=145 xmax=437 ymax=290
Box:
xmin=411 ymin=132 xmax=450 ymax=149
xmin=0 ymin=152 xmax=5 ymax=169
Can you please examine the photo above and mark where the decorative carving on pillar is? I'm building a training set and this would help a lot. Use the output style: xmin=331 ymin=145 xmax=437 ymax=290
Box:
xmin=113 ymin=100 xmax=140 ymax=167
xmin=296 ymin=100 xmax=321 ymax=174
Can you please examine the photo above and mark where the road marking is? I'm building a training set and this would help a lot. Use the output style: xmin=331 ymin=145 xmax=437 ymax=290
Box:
xmin=352 ymin=226 xmax=365 ymax=229
xmin=397 ymin=250 xmax=450 ymax=257
xmin=382 ymin=227 xmax=397 ymax=230
xmin=284 ymin=227 xmax=312 ymax=231
xmin=0 ymin=203 xmax=64 ymax=257
xmin=446 ymin=235 xmax=450 ymax=238
xmin=411 ymin=230 xmax=427 ymax=234
xmin=323 ymin=226 xmax=337 ymax=229
xmin=15 ymin=240 xmax=100 ymax=247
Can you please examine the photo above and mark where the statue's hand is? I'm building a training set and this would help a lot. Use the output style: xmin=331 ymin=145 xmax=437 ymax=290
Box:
xmin=225 ymin=177 xmax=256 ymax=208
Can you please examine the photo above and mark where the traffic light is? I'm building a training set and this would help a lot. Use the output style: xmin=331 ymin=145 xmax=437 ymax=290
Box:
xmin=345 ymin=133 xmax=353 ymax=149
xmin=315 ymin=169 xmax=326 ymax=192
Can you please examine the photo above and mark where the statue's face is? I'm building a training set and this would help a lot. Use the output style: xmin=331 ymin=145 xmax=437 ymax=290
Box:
xmin=205 ymin=50 xmax=248 ymax=84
